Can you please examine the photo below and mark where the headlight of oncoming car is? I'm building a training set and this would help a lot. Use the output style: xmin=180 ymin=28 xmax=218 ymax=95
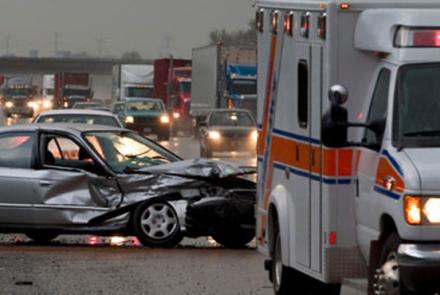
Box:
xmin=208 ymin=130 xmax=221 ymax=140
xmin=251 ymin=130 xmax=258 ymax=141
xmin=5 ymin=101 xmax=13 ymax=108
xmin=404 ymin=195 xmax=440 ymax=225
xmin=160 ymin=115 xmax=170 ymax=124
xmin=125 ymin=116 xmax=134 ymax=124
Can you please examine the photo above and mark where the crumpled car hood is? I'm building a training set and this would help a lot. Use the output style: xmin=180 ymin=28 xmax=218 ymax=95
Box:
xmin=139 ymin=158 xmax=250 ymax=178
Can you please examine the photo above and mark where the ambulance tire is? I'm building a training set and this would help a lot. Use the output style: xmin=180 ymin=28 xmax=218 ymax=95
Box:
xmin=374 ymin=232 xmax=413 ymax=295
xmin=271 ymin=233 xmax=296 ymax=295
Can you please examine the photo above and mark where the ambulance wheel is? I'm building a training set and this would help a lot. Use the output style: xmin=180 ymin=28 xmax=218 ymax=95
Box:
xmin=132 ymin=201 xmax=183 ymax=248
xmin=271 ymin=233 xmax=295 ymax=295
xmin=373 ymin=233 xmax=413 ymax=295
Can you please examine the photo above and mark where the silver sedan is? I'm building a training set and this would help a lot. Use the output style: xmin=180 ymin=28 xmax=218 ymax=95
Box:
xmin=0 ymin=124 xmax=256 ymax=248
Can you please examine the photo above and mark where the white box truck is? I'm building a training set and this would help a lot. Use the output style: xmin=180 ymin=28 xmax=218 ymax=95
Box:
xmin=255 ymin=1 xmax=440 ymax=294
xmin=112 ymin=64 xmax=154 ymax=101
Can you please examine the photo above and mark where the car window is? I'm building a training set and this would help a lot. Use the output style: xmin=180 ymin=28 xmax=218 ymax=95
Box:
xmin=84 ymin=131 xmax=179 ymax=173
xmin=42 ymin=135 xmax=99 ymax=174
xmin=37 ymin=114 xmax=121 ymax=127
xmin=209 ymin=112 xmax=255 ymax=127
xmin=113 ymin=104 xmax=125 ymax=113
xmin=0 ymin=133 xmax=33 ymax=169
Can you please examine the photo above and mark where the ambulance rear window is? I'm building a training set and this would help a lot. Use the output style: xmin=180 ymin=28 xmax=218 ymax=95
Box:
xmin=298 ymin=60 xmax=308 ymax=128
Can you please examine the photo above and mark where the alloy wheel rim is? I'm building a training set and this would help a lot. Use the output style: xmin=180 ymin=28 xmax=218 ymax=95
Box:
xmin=140 ymin=203 xmax=178 ymax=240
xmin=374 ymin=252 xmax=400 ymax=295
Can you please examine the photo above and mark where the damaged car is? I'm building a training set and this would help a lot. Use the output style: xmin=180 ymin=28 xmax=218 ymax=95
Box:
xmin=0 ymin=124 xmax=256 ymax=248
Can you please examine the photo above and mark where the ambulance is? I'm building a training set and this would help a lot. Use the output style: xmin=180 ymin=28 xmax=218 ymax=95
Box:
xmin=255 ymin=0 xmax=440 ymax=294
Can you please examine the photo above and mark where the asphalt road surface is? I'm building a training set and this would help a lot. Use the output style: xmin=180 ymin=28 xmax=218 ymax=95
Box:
xmin=0 ymin=113 xmax=269 ymax=295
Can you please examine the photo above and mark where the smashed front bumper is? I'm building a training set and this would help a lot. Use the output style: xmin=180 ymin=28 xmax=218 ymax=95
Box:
xmin=398 ymin=244 xmax=440 ymax=292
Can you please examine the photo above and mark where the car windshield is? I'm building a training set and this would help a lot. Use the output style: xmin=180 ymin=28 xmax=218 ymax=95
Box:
xmin=74 ymin=103 xmax=101 ymax=109
xmin=179 ymin=81 xmax=191 ymax=93
xmin=230 ymin=80 xmax=256 ymax=95
xmin=84 ymin=131 xmax=179 ymax=173
xmin=396 ymin=63 xmax=440 ymax=147
xmin=37 ymin=114 xmax=121 ymax=127
xmin=6 ymin=88 xmax=33 ymax=96
xmin=126 ymin=87 xmax=153 ymax=98
xmin=126 ymin=101 xmax=164 ymax=112
xmin=209 ymin=111 xmax=255 ymax=127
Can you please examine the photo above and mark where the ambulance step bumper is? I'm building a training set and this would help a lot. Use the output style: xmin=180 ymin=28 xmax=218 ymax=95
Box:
xmin=398 ymin=244 xmax=440 ymax=292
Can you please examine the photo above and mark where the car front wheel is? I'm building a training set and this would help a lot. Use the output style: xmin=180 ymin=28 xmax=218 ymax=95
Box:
xmin=132 ymin=201 xmax=183 ymax=248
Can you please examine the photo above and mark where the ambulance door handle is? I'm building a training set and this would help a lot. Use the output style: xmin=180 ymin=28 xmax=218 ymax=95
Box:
xmin=383 ymin=176 xmax=396 ymax=191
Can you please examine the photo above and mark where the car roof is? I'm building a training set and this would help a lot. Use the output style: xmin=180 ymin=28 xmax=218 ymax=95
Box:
xmin=36 ymin=109 xmax=115 ymax=116
xmin=0 ymin=123 xmax=127 ymax=135
xmin=209 ymin=109 xmax=253 ymax=114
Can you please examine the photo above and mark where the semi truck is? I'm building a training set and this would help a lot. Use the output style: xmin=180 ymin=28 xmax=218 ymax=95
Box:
xmin=2 ymin=75 xmax=37 ymax=117
xmin=112 ymin=64 xmax=154 ymax=101
xmin=42 ymin=74 xmax=55 ymax=110
xmin=54 ymin=73 xmax=93 ymax=108
xmin=190 ymin=45 xmax=257 ymax=130
xmin=152 ymin=58 xmax=192 ymax=134
xmin=256 ymin=1 xmax=440 ymax=294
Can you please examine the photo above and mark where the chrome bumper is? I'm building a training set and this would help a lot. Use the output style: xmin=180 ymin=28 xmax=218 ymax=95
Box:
xmin=398 ymin=244 xmax=440 ymax=292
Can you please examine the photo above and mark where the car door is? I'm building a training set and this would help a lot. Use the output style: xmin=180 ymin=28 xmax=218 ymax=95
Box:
xmin=356 ymin=68 xmax=392 ymax=251
xmin=32 ymin=132 xmax=120 ymax=225
xmin=0 ymin=132 xmax=38 ymax=224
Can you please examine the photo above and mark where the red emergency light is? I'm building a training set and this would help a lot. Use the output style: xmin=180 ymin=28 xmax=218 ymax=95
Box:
xmin=284 ymin=12 xmax=294 ymax=36
xmin=271 ymin=10 xmax=279 ymax=35
xmin=256 ymin=9 xmax=264 ymax=33
xmin=300 ymin=12 xmax=310 ymax=38
xmin=318 ymin=13 xmax=327 ymax=39
xmin=395 ymin=26 xmax=440 ymax=48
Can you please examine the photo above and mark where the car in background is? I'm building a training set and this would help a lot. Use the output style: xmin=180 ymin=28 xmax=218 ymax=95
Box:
xmin=73 ymin=101 xmax=103 ymax=110
xmin=199 ymin=109 xmax=258 ymax=158
xmin=0 ymin=124 xmax=256 ymax=248
xmin=112 ymin=98 xmax=170 ymax=141
xmin=33 ymin=109 xmax=124 ymax=128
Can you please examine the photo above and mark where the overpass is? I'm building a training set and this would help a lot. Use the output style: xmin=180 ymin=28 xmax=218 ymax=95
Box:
xmin=0 ymin=57 xmax=154 ymax=75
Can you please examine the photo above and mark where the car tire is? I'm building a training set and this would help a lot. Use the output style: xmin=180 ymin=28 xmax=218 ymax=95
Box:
xmin=212 ymin=229 xmax=255 ymax=248
xmin=26 ymin=230 xmax=59 ymax=244
xmin=158 ymin=131 xmax=170 ymax=141
xmin=132 ymin=201 xmax=183 ymax=248
xmin=373 ymin=232 xmax=413 ymax=295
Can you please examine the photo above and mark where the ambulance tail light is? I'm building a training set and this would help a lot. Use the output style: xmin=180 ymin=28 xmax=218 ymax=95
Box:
xmin=329 ymin=232 xmax=337 ymax=245
xmin=300 ymin=12 xmax=310 ymax=38
xmin=394 ymin=26 xmax=440 ymax=48
xmin=284 ymin=12 xmax=294 ymax=36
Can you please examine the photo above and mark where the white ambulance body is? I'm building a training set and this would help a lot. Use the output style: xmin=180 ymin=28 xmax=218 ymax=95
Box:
xmin=256 ymin=0 xmax=440 ymax=293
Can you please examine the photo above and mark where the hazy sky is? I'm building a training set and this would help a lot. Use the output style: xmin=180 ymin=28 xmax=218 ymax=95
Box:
xmin=0 ymin=0 xmax=254 ymax=59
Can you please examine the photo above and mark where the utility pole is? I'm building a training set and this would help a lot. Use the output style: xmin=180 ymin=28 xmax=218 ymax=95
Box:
xmin=54 ymin=32 xmax=60 ymax=56
xmin=4 ymin=35 xmax=11 ymax=56
xmin=96 ymin=37 xmax=105 ymax=57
